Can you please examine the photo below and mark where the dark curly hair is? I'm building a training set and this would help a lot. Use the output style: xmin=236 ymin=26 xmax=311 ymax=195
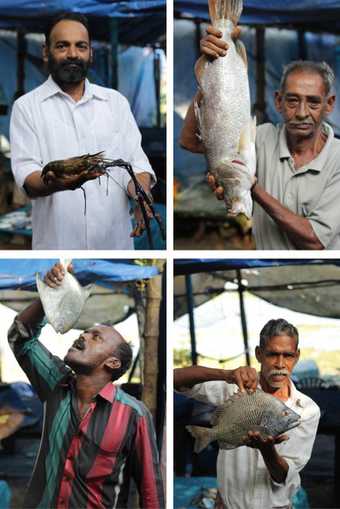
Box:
xmin=259 ymin=318 xmax=299 ymax=350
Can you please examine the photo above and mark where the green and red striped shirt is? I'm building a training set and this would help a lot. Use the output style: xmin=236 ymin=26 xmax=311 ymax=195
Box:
xmin=8 ymin=318 xmax=164 ymax=509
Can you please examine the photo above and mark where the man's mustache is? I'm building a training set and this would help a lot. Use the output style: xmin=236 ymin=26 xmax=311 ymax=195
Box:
xmin=268 ymin=369 xmax=290 ymax=377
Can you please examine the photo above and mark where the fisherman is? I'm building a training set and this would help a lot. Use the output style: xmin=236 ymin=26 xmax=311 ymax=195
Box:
xmin=174 ymin=319 xmax=320 ymax=509
xmin=180 ymin=26 xmax=340 ymax=250
xmin=10 ymin=12 xmax=155 ymax=249
xmin=8 ymin=262 xmax=164 ymax=508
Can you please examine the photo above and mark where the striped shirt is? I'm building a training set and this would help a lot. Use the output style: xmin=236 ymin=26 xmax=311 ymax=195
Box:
xmin=8 ymin=318 xmax=164 ymax=509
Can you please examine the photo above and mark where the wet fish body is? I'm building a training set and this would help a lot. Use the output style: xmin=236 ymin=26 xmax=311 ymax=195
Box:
xmin=195 ymin=0 xmax=256 ymax=217
xmin=36 ymin=259 xmax=92 ymax=334
xmin=187 ymin=389 xmax=301 ymax=453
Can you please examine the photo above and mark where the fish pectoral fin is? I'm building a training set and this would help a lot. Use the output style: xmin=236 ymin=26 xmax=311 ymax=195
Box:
xmin=235 ymin=39 xmax=248 ymax=68
xmin=194 ymin=56 xmax=208 ymax=87
xmin=83 ymin=284 xmax=93 ymax=300
xmin=186 ymin=425 xmax=215 ymax=454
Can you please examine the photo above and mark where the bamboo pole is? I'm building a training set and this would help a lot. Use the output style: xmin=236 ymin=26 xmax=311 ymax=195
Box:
xmin=142 ymin=262 xmax=164 ymax=419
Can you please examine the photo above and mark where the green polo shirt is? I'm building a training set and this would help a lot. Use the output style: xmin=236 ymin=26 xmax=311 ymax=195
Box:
xmin=253 ymin=122 xmax=340 ymax=250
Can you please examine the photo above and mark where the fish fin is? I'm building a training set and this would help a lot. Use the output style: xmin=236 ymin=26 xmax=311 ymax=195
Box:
xmin=59 ymin=258 xmax=72 ymax=271
xmin=194 ymin=100 xmax=203 ymax=141
xmin=211 ymin=405 xmax=228 ymax=426
xmin=194 ymin=56 xmax=208 ymax=87
xmin=238 ymin=118 xmax=257 ymax=176
xmin=209 ymin=0 xmax=243 ymax=26
xmin=251 ymin=116 xmax=257 ymax=142
xmin=186 ymin=425 xmax=215 ymax=453
xmin=235 ymin=39 xmax=248 ymax=68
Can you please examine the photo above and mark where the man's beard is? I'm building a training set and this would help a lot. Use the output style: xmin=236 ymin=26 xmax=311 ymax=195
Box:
xmin=48 ymin=55 xmax=89 ymax=85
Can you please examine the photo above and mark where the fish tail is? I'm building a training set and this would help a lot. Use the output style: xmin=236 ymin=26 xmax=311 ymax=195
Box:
xmin=209 ymin=0 xmax=243 ymax=27
xmin=186 ymin=425 xmax=215 ymax=453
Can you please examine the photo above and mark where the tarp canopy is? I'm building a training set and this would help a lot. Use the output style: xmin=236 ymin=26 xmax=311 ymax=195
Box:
xmin=0 ymin=259 xmax=159 ymax=329
xmin=0 ymin=0 xmax=165 ymax=46
xmin=174 ymin=259 xmax=340 ymax=320
xmin=175 ymin=0 xmax=340 ymax=27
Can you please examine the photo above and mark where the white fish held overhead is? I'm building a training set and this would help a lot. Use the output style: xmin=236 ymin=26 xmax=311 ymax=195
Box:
xmin=187 ymin=389 xmax=301 ymax=453
xmin=195 ymin=0 xmax=256 ymax=218
xmin=36 ymin=259 xmax=92 ymax=334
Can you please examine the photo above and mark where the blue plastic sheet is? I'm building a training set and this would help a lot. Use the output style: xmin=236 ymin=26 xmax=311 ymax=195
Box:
xmin=0 ymin=259 xmax=159 ymax=290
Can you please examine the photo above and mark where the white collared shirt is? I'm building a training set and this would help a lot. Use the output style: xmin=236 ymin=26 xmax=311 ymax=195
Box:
xmin=181 ymin=380 xmax=320 ymax=509
xmin=10 ymin=76 xmax=155 ymax=249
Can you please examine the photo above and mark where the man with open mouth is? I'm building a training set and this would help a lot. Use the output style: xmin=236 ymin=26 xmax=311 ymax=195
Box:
xmin=175 ymin=318 xmax=320 ymax=509
xmin=8 ymin=262 xmax=164 ymax=509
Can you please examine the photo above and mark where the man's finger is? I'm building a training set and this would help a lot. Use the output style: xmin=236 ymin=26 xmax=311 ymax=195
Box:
xmin=215 ymin=186 xmax=225 ymax=200
xmin=207 ymin=174 xmax=217 ymax=191
xmin=234 ymin=372 xmax=245 ymax=392
xmin=205 ymin=35 xmax=229 ymax=51
xmin=206 ymin=25 xmax=223 ymax=37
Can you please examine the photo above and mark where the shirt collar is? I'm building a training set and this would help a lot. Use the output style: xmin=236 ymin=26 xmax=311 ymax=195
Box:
xmin=279 ymin=121 xmax=334 ymax=173
xmin=40 ymin=75 xmax=108 ymax=103
xmin=96 ymin=382 xmax=117 ymax=403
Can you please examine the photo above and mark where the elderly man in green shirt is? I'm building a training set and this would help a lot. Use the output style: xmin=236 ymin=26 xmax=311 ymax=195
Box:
xmin=180 ymin=27 xmax=340 ymax=250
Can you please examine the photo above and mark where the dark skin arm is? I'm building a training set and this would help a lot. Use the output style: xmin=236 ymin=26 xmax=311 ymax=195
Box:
xmin=243 ymin=431 xmax=289 ymax=484
xmin=251 ymin=182 xmax=324 ymax=250
xmin=174 ymin=365 xmax=258 ymax=392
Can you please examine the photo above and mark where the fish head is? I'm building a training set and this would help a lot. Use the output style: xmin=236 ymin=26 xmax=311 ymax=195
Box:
xmin=213 ymin=158 xmax=253 ymax=216
xmin=261 ymin=398 xmax=301 ymax=437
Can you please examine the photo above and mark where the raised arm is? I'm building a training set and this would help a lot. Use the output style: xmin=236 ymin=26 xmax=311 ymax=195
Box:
xmin=174 ymin=365 xmax=258 ymax=392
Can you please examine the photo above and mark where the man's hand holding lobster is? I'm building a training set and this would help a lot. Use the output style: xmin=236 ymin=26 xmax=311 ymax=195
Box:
xmin=128 ymin=173 xmax=154 ymax=237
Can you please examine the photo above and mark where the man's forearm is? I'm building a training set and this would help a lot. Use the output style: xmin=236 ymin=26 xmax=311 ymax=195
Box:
xmin=17 ymin=299 xmax=45 ymax=331
xmin=252 ymin=183 xmax=324 ymax=250
xmin=179 ymin=92 xmax=205 ymax=153
xmin=174 ymin=366 xmax=231 ymax=390
xmin=260 ymin=444 xmax=289 ymax=484
xmin=24 ymin=171 xmax=59 ymax=198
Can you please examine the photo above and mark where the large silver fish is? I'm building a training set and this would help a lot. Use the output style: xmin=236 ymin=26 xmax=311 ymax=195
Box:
xmin=187 ymin=389 xmax=300 ymax=453
xmin=195 ymin=0 xmax=256 ymax=217
xmin=36 ymin=259 xmax=92 ymax=334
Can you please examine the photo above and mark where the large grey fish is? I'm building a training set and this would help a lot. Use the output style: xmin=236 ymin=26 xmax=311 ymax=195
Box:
xmin=36 ymin=259 xmax=92 ymax=334
xmin=195 ymin=0 xmax=256 ymax=218
xmin=187 ymin=389 xmax=301 ymax=453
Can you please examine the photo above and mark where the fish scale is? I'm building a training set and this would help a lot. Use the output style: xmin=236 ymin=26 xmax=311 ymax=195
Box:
xmin=186 ymin=389 xmax=301 ymax=453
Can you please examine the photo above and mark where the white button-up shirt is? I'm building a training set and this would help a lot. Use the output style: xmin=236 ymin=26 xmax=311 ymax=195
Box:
xmin=10 ymin=76 xmax=155 ymax=249
xmin=181 ymin=380 xmax=320 ymax=509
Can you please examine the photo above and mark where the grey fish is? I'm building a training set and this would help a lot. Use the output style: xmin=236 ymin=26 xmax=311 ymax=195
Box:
xmin=195 ymin=0 xmax=256 ymax=217
xmin=186 ymin=389 xmax=301 ymax=453
xmin=36 ymin=259 xmax=92 ymax=334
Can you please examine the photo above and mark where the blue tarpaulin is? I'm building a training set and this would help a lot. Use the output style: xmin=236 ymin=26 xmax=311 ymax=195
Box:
xmin=175 ymin=0 xmax=340 ymax=24
xmin=0 ymin=259 xmax=159 ymax=290
xmin=174 ymin=259 xmax=340 ymax=276
xmin=0 ymin=0 xmax=165 ymax=19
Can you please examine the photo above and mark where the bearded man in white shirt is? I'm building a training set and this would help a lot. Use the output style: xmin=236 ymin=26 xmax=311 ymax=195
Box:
xmin=174 ymin=318 xmax=320 ymax=509
xmin=10 ymin=12 xmax=156 ymax=249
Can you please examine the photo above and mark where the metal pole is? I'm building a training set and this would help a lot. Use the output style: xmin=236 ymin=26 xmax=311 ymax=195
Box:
xmin=16 ymin=28 xmax=26 ymax=100
xmin=185 ymin=274 xmax=198 ymax=365
xmin=255 ymin=27 xmax=266 ymax=124
xmin=154 ymin=48 xmax=161 ymax=128
xmin=109 ymin=19 xmax=119 ymax=90
xmin=297 ymin=30 xmax=307 ymax=60
xmin=237 ymin=269 xmax=250 ymax=366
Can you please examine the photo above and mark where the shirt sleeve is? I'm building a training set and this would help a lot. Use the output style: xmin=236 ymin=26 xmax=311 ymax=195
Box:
xmin=8 ymin=318 xmax=71 ymax=401
xmin=269 ymin=403 xmax=320 ymax=505
xmin=10 ymin=100 xmax=43 ymax=190
xmin=306 ymin=169 xmax=340 ymax=248
xmin=132 ymin=407 xmax=164 ymax=509
xmin=115 ymin=95 xmax=156 ymax=191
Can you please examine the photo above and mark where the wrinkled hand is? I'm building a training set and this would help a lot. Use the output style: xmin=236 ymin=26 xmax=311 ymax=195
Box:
xmin=128 ymin=173 xmax=154 ymax=238
xmin=228 ymin=366 xmax=258 ymax=392
xmin=242 ymin=431 xmax=289 ymax=450
xmin=44 ymin=262 xmax=73 ymax=289
xmin=200 ymin=25 xmax=241 ymax=59
xmin=43 ymin=168 xmax=105 ymax=192
xmin=207 ymin=172 xmax=257 ymax=200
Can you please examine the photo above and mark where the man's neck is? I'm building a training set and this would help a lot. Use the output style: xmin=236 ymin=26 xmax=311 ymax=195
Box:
xmin=75 ymin=373 xmax=110 ymax=404
xmin=260 ymin=374 xmax=291 ymax=401
xmin=55 ymin=79 xmax=86 ymax=102
xmin=286 ymin=125 xmax=327 ymax=168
